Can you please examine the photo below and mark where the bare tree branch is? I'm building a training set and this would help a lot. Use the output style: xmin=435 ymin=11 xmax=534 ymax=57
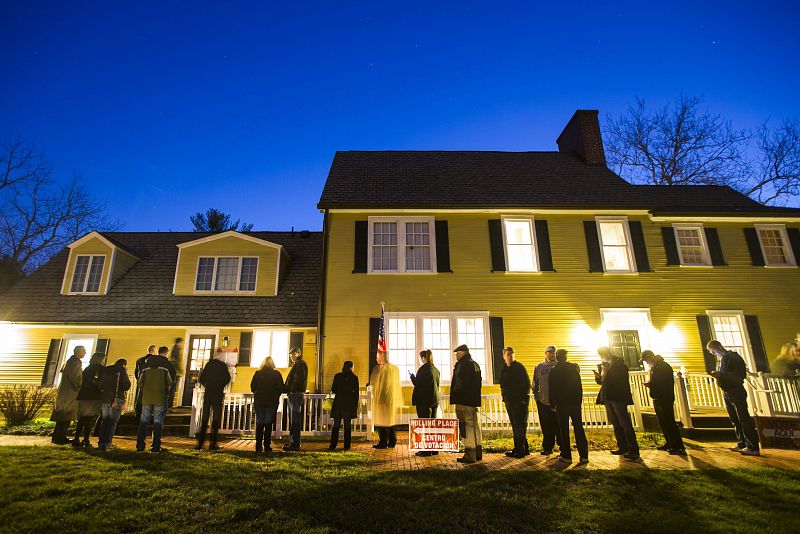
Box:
xmin=745 ymin=119 xmax=800 ymax=205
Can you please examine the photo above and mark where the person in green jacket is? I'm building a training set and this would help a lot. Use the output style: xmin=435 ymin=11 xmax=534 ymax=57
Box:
xmin=135 ymin=346 xmax=173 ymax=453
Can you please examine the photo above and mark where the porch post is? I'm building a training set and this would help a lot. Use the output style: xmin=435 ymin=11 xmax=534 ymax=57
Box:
xmin=674 ymin=371 xmax=693 ymax=429
xmin=275 ymin=394 xmax=285 ymax=439
xmin=366 ymin=385 xmax=374 ymax=440
xmin=631 ymin=383 xmax=644 ymax=431
xmin=189 ymin=386 xmax=203 ymax=438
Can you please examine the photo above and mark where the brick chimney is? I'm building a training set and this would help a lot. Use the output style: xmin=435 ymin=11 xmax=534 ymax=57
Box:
xmin=556 ymin=110 xmax=606 ymax=166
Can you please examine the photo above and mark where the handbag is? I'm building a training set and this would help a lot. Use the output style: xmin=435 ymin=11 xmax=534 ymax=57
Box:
xmin=110 ymin=371 xmax=127 ymax=411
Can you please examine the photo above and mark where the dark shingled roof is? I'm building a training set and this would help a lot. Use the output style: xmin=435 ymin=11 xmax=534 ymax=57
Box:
xmin=318 ymin=151 xmax=800 ymax=215
xmin=0 ymin=231 xmax=322 ymax=326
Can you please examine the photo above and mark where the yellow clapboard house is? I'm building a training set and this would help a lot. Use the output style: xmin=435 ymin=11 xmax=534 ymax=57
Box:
xmin=315 ymin=110 xmax=800 ymax=402
xmin=0 ymin=229 xmax=321 ymax=404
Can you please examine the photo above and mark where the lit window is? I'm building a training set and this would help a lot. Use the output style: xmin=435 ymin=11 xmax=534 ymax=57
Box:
xmin=503 ymin=218 xmax=538 ymax=272
xmin=457 ymin=317 xmax=488 ymax=379
xmin=388 ymin=317 xmax=417 ymax=379
xmin=368 ymin=217 xmax=436 ymax=273
xmin=195 ymin=257 xmax=259 ymax=292
xmin=423 ymin=318 xmax=451 ymax=382
xmin=756 ymin=225 xmax=795 ymax=266
xmin=674 ymin=225 xmax=710 ymax=266
xmin=597 ymin=218 xmax=634 ymax=272
xmin=251 ymin=330 xmax=291 ymax=368
xmin=57 ymin=336 xmax=98 ymax=383
xmin=708 ymin=311 xmax=753 ymax=370
xmin=70 ymin=255 xmax=105 ymax=293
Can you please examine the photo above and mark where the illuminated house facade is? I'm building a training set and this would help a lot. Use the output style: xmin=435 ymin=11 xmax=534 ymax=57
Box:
xmin=316 ymin=110 xmax=800 ymax=397
xmin=0 ymin=230 xmax=322 ymax=399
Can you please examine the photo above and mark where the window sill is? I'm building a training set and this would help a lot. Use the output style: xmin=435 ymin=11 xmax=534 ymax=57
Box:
xmin=763 ymin=264 xmax=798 ymax=268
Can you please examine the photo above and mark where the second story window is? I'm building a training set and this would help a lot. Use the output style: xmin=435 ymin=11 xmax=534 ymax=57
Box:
xmin=368 ymin=217 xmax=435 ymax=273
xmin=70 ymin=255 xmax=105 ymax=293
xmin=674 ymin=224 xmax=711 ymax=266
xmin=755 ymin=224 xmax=796 ymax=267
xmin=195 ymin=257 xmax=259 ymax=292
xmin=502 ymin=217 xmax=538 ymax=272
xmin=596 ymin=217 xmax=635 ymax=273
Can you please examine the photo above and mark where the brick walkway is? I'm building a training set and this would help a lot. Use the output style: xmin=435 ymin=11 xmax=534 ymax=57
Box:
xmin=4 ymin=432 xmax=800 ymax=471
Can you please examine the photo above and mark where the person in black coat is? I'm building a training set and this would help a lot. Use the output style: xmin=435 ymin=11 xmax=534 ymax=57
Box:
xmin=196 ymin=350 xmax=231 ymax=450
xmin=98 ymin=358 xmax=132 ymax=450
xmin=72 ymin=352 xmax=105 ymax=448
xmin=499 ymin=347 xmax=531 ymax=458
xmin=283 ymin=347 xmax=308 ymax=451
xmin=250 ymin=356 xmax=284 ymax=452
xmin=410 ymin=350 xmax=441 ymax=456
xmin=641 ymin=351 xmax=685 ymax=455
xmin=594 ymin=346 xmax=639 ymax=459
xmin=450 ymin=344 xmax=483 ymax=463
xmin=329 ymin=360 xmax=360 ymax=451
xmin=549 ymin=349 xmax=589 ymax=464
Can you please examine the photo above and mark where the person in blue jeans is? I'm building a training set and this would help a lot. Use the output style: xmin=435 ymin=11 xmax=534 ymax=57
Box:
xmin=707 ymin=340 xmax=760 ymax=455
xmin=98 ymin=358 xmax=131 ymax=451
xmin=594 ymin=346 xmax=640 ymax=460
xmin=283 ymin=347 xmax=308 ymax=451
xmin=136 ymin=347 xmax=173 ymax=453
xmin=250 ymin=356 xmax=284 ymax=452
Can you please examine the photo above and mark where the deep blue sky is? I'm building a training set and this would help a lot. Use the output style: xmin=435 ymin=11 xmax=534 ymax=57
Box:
xmin=2 ymin=1 xmax=799 ymax=232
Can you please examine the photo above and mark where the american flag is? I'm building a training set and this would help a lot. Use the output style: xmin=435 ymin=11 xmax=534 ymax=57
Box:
xmin=377 ymin=302 xmax=386 ymax=355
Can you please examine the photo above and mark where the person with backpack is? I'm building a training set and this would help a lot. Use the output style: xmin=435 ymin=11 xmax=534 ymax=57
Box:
xmin=98 ymin=358 xmax=131 ymax=451
xmin=72 ymin=352 xmax=105 ymax=448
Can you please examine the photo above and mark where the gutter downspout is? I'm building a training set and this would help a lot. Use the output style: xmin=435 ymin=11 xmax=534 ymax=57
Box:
xmin=315 ymin=209 xmax=330 ymax=393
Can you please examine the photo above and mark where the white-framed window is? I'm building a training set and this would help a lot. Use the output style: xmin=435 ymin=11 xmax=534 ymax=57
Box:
xmin=69 ymin=255 xmax=106 ymax=293
xmin=385 ymin=312 xmax=492 ymax=384
xmin=502 ymin=216 xmax=539 ymax=272
xmin=368 ymin=217 xmax=436 ymax=273
xmin=194 ymin=257 xmax=259 ymax=292
xmin=596 ymin=217 xmax=636 ymax=273
xmin=673 ymin=224 xmax=711 ymax=266
xmin=54 ymin=334 xmax=98 ymax=385
xmin=755 ymin=224 xmax=796 ymax=267
xmin=250 ymin=329 xmax=291 ymax=368
xmin=707 ymin=310 xmax=754 ymax=371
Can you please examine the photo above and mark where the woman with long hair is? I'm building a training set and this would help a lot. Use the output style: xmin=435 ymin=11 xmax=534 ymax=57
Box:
xmin=73 ymin=351 xmax=106 ymax=447
xmin=98 ymin=358 xmax=131 ymax=450
xmin=250 ymin=356 xmax=284 ymax=452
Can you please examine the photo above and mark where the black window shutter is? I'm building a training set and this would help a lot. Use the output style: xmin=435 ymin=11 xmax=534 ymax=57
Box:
xmin=239 ymin=331 xmax=253 ymax=367
xmin=786 ymin=228 xmax=800 ymax=266
xmin=368 ymin=318 xmax=380 ymax=380
xmin=704 ymin=227 xmax=726 ymax=266
xmin=489 ymin=317 xmax=504 ymax=385
xmin=534 ymin=220 xmax=555 ymax=272
xmin=743 ymin=228 xmax=766 ymax=266
xmin=661 ymin=227 xmax=680 ymax=266
xmin=289 ymin=332 xmax=304 ymax=368
xmin=696 ymin=315 xmax=717 ymax=373
xmin=435 ymin=220 xmax=452 ymax=273
xmin=488 ymin=219 xmax=506 ymax=272
xmin=41 ymin=339 xmax=63 ymax=386
xmin=744 ymin=316 xmax=770 ymax=373
xmin=583 ymin=221 xmax=604 ymax=272
xmin=628 ymin=221 xmax=651 ymax=272
xmin=353 ymin=220 xmax=368 ymax=273
xmin=95 ymin=339 xmax=110 ymax=364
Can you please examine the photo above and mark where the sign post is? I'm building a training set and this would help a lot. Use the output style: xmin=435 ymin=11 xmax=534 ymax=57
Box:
xmin=409 ymin=418 xmax=459 ymax=452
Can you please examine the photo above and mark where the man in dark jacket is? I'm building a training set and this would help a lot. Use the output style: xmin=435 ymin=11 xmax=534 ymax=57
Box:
xmin=594 ymin=346 xmax=639 ymax=460
xmin=283 ymin=347 xmax=308 ymax=451
xmin=533 ymin=345 xmax=562 ymax=456
xmin=642 ymin=350 xmax=685 ymax=455
xmin=450 ymin=344 xmax=482 ymax=464
xmin=195 ymin=349 xmax=231 ymax=451
xmin=708 ymin=340 xmax=760 ymax=455
xmin=550 ymin=349 xmax=588 ymax=464
xmin=499 ymin=347 xmax=531 ymax=458
xmin=410 ymin=350 xmax=441 ymax=456
xmin=329 ymin=360 xmax=360 ymax=450
xmin=133 ymin=345 xmax=156 ymax=420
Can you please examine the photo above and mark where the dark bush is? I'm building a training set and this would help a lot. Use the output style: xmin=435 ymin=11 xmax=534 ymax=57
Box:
xmin=0 ymin=385 xmax=56 ymax=426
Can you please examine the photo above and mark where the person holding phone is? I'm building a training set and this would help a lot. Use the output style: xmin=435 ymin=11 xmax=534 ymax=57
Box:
xmin=410 ymin=350 xmax=441 ymax=456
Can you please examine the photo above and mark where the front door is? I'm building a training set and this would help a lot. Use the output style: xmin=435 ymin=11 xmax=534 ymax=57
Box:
xmin=181 ymin=335 xmax=216 ymax=406
xmin=608 ymin=330 xmax=642 ymax=370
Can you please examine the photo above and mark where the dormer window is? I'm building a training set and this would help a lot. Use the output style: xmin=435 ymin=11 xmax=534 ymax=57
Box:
xmin=70 ymin=255 xmax=105 ymax=293
xmin=195 ymin=257 xmax=259 ymax=292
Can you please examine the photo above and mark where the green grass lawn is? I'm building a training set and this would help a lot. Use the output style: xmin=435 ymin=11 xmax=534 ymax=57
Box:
xmin=1 ymin=447 xmax=798 ymax=533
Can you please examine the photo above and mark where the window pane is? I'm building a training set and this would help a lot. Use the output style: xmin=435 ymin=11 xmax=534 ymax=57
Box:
xmin=711 ymin=316 xmax=747 ymax=360
xmin=196 ymin=258 xmax=215 ymax=291
xmin=507 ymin=244 xmax=536 ymax=271
xmin=759 ymin=229 xmax=788 ymax=265
xmin=676 ymin=228 xmax=706 ymax=265
xmin=504 ymin=220 xmax=533 ymax=245
xmin=423 ymin=318 xmax=451 ymax=382
xmin=70 ymin=256 xmax=90 ymax=292
xmin=85 ymin=256 xmax=105 ymax=292
xmin=372 ymin=222 xmax=398 ymax=271
xmin=239 ymin=257 xmax=258 ymax=291
xmin=504 ymin=219 xmax=536 ymax=271
xmin=457 ymin=317 xmax=487 ymax=380
xmin=602 ymin=246 xmax=630 ymax=271
xmin=405 ymin=222 xmax=431 ymax=271
xmin=251 ymin=331 xmax=272 ymax=369
xmin=271 ymin=330 xmax=290 ymax=368
xmin=214 ymin=257 xmax=239 ymax=291
xmin=599 ymin=221 xmax=627 ymax=246
xmin=388 ymin=317 xmax=416 ymax=379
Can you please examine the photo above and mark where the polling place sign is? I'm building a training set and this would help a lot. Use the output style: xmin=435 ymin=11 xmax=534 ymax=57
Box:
xmin=409 ymin=418 xmax=459 ymax=452
xmin=755 ymin=416 xmax=800 ymax=449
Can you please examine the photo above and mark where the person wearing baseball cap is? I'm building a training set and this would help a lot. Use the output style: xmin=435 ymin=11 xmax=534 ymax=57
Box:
xmin=450 ymin=344 xmax=483 ymax=463
xmin=533 ymin=345 xmax=563 ymax=456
